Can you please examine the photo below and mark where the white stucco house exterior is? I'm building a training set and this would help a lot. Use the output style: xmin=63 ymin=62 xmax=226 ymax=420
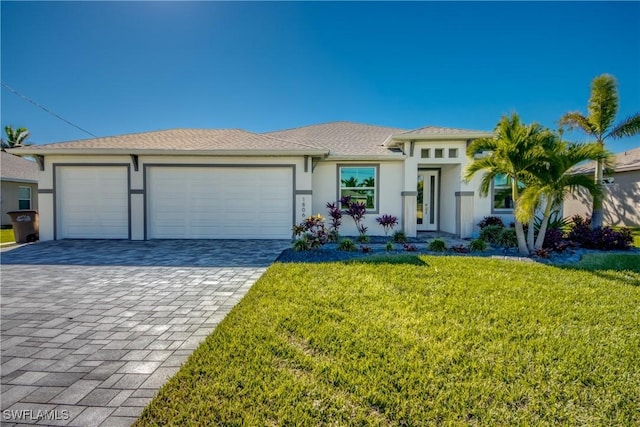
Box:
xmin=10 ymin=121 xmax=514 ymax=241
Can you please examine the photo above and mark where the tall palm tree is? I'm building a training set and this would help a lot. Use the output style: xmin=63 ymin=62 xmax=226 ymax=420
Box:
xmin=1 ymin=125 xmax=31 ymax=151
xmin=516 ymin=138 xmax=607 ymax=249
xmin=560 ymin=74 xmax=640 ymax=228
xmin=465 ymin=113 xmax=550 ymax=256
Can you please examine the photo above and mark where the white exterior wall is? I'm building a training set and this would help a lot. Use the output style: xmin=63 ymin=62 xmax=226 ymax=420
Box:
xmin=403 ymin=141 xmax=468 ymax=236
xmin=37 ymin=154 xmax=309 ymax=241
xmin=311 ymin=160 xmax=404 ymax=237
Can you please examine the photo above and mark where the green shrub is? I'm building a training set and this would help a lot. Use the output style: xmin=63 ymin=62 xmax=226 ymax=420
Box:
xmin=392 ymin=230 xmax=407 ymax=243
xmin=338 ymin=238 xmax=356 ymax=252
xmin=479 ymin=225 xmax=504 ymax=244
xmin=357 ymin=234 xmax=370 ymax=243
xmin=469 ymin=239 xmax=487 ymax=252
xmin=534 ymin=211 xmax=572 ymax=233
xmin=498 ymin=228 xmax=518 ymax=248
xmin=428 ymin=238 xmax=446 ymax=252
xmin=385 ymin=241 xmax=394 ymax=252
xmin=292 ymin=237 xmax=310 ymax=251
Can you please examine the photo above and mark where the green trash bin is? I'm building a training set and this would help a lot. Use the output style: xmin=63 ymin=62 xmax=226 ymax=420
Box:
xmin=6 ymin=210 xmax=39 ymax=243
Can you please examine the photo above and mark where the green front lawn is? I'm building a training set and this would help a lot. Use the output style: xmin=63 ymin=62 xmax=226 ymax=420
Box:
xmin=0 ymin=228 xmax=15 ymax=243
xmin=137 ymin=255 xmax=640 ymax=426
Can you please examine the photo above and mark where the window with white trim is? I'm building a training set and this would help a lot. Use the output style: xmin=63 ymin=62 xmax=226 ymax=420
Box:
xmin=18 ymin=186 xmax=31 ymax=210
xmin=339 ymin=166 xmax=376 ymax=210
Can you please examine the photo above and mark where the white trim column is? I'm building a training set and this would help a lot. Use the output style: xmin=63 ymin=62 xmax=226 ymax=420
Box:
xmin=402 ymin=191 xmax=417 ymax=237
xmin=456 ymin=191 xmax=474 ymax=238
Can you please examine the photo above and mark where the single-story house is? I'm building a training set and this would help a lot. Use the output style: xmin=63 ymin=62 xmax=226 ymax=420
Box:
xmin=563 ymin=146 xmax=640 ymax=227
xmin=1 ymin=151 xmax=38 ymax=227
xmin=9 ymin=121 xmax=519 ymax=241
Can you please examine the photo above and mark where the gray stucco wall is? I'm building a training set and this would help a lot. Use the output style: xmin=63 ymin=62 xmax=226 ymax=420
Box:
xmin=563 ymin=170 xmax=640 ymax=227
xmin=1 ymin=181 xmax=39 ymax=227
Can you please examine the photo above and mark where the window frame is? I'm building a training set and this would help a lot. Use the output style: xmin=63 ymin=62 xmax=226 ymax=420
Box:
xmin=18 ymin=186 xmax=32 ymax=210
xmin=336 ymin=164 xmax=380 ymax=213
xmin=491 ymin=174 xmax=517 ymax=213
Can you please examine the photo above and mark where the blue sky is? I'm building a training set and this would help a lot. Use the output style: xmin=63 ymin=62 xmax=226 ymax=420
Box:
xmin=2 ymin=1 xmax=639 ymax=153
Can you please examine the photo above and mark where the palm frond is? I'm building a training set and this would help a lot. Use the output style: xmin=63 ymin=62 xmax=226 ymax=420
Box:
xmin=466 ymin=137 xmax=498 ymax=158
xmin=588 ymin=74 xmax=619 ymax=136
xmin=559 ymin=112 xmax=594 ymax=135
xmin=607 ymin=114 xmax=640 ymax=139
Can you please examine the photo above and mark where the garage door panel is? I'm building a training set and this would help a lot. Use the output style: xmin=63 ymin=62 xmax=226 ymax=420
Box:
xmin=148 ymin=167 xmax=293 ymax=239
xmin=57 ymin=167 xmax=129 ymax=239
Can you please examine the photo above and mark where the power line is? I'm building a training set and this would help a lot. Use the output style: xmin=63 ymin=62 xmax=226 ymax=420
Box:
xmin=1 ymin=82 xmax=98 ymax=138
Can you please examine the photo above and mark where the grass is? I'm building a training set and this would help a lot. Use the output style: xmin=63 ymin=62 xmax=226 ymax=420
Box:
xmin=136 ymin=255 xmax=640 ymax=426
xmin=0 ymin=228 xmax=15 ymax=243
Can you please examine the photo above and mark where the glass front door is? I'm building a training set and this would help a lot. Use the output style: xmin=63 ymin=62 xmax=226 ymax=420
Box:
xmin=417 ymin=171 xmax=438 ymax=231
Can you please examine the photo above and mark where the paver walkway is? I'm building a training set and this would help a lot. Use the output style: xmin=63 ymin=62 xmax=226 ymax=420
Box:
xmin=1 ymin=240 xmax=288 ymax=426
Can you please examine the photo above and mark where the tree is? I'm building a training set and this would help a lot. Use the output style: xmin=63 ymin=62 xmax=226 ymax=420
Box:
xmin=465 ymin=113 xmax=551 ymax=256
xmin=516 ymin=136 xmax=607 ymax=250
xmin=560 ymin=74 xmax=640 ymax=229
xmin=1 ymin=125 xmax=31 ymax=151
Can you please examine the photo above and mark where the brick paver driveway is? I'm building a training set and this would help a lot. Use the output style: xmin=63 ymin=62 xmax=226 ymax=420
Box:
xmin=1 ymin=240 xmax=288 ymax=426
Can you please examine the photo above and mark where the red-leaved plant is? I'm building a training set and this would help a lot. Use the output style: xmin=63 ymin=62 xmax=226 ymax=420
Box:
xmin=376 ymin=214 xmax=398 ymax=236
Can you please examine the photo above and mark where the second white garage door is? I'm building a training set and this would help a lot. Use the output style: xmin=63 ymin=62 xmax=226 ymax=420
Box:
xmin=148 ymin=166 xmax=293 ymax=239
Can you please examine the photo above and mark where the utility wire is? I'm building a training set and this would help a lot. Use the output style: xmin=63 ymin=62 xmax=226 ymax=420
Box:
xmin=1 ymin=82 xmax=98 ymax=138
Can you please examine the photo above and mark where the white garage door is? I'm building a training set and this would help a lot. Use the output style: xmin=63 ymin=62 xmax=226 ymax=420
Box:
xmin=57 ymin=166 xmax=129 ymax=239
xmin=148 ymin=166 xmax=293 ymax=239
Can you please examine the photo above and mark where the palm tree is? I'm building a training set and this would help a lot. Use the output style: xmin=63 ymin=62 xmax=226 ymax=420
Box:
xmin=516 ymin=137 xmax=607 ymax=250
xmin=341 ymin=177 xmax=359 ymax=187
xmin=560 ymin=74 xmax=640 ymax=229
xmin=1 ymin=125 xmax=31 ymax=151
xmin=465 ymin=113 xmax=551 ymax=256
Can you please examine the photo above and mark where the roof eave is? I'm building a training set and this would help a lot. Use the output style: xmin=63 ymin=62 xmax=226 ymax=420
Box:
xmin=390 ymin=132 xmax=494 ymax=142
xmin=0 ymin=177 xmax=38 ymax=184
xmin=6 ymin=148 xmax=329 ymax=157
xmin=324 ymin=154 xmax=406 ymax=161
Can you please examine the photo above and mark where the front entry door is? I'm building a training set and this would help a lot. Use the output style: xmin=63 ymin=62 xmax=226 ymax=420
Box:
xmin=417 ymin=171 xmax=439 ymax=231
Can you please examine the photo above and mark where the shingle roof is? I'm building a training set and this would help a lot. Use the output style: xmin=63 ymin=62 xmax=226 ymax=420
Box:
xmin=399 ymin=125 xmax=493 ymax=136
xmin=572 ymin=146 xmax=640 ymax=174
xmin=16 ymin=129 xmax=324 ymax=153
xmin=9 ymin=122 xmax=494 ymax=158
xmin=264 ymin=121 xmax=406 ymax=156
xmin=0 ymin=152 xmax=38 ymax=183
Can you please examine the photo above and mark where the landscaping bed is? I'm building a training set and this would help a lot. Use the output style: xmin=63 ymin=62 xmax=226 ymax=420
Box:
xmin=277 ymin=239 xmax=640 ymax=266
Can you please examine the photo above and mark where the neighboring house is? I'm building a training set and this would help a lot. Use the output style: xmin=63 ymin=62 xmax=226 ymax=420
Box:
xmin=563 ymin=147 xmax=640 ymax=227
xmin=0 ymin=151 xmax=38 ymax=227
xmin=9 ymin=121 xmax=515 ymax=241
